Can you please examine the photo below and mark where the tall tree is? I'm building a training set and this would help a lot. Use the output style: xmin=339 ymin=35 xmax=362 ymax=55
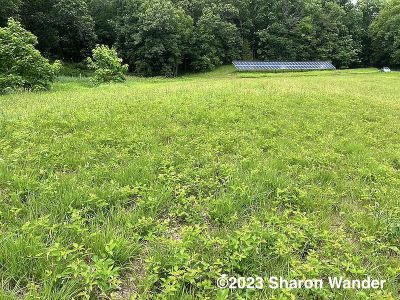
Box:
xmin=256 ymin=0 xmax=306 ymax=60
xmin=20 ymin=0 xmax=58 ymax=56
xmin=20 ymin=0 xmax=97 ymax=61
xmin=0 ymin=0 xmax=22 ymax=27
xmin=116 ymin=0 xmax=192 ymax=76
xmin=370 ymin=0 xmax=400 ymax=66
xmin=53 ymin=0 xmax=97 ymax=61
xmin=87 ymin=0 xmax=117 ymax=46
xmin=353 ymin=0 xmax=383 ymax=66
xmin=9 ymin=0 xmax=386 ymax=72
xmin=190 ymin=3 xmax=242 ymax=71
xmin=305 ymin=0 xmax=360 ymax=68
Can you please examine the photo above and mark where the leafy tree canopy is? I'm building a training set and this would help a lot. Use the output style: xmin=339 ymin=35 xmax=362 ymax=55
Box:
xmin=2 ymin=0 xmax=397 ymax=75
xmin=370 ymin=0 xmax=400 ymax=66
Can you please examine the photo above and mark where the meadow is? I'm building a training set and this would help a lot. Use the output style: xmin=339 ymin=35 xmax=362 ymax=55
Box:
xmin=0 ymin=67 xmax=399 ymax=299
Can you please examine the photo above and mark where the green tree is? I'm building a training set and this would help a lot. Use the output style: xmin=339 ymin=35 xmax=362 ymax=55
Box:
xmin=304 ymin=0 xmax=360 ymax=68
xmin=8 ymin=0 xmax=387 ymax=72
xmin=20 ymin=0 xmax=58 ymax=56
xmin=257 ymin=23 xmax=297 ymax=60
xmin=255 ymin=0 xmax=306 ymax=61
xmin=87 ymin=0 xmax=117 ymax=46
xmin=0 ymin=19 xmax=60 ymax=94
xmin=53 ymin=0 xmax=97 ymax=61
xmin=190 ymin=4 xmax=242 ymax=71
xmin=349 ymin=0 xmax=383 ymax=66
xmin=20 ymin=0 xmax=97 ymax=61
xmin=370 ymin=0 xmax=400 ymax=66
xmin=116 ymin=0 xmax=192 ymax=76
xmin=0 ymin=0 xmax=22 ymax=27
xmin=87 ymin=44 xmax=128 ymax=83
xmin=253 ymin=0 xmax=360 ymax=67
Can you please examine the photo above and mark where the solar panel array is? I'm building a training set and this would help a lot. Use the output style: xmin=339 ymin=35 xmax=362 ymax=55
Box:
xmin=233 ymin=61 xmax=336 ymax=72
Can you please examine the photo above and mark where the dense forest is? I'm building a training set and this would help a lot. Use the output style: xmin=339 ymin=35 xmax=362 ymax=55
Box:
xmin=1 ymin=0 xmax=400 ymax=76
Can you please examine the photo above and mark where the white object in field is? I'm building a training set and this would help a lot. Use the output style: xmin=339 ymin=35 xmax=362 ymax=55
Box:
xmin=380 ymin=67 xmax=391 ymax=73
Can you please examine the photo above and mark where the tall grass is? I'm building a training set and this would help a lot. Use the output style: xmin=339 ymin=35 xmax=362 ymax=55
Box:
xmin=0 ymin=67 xmax=399 ymax=299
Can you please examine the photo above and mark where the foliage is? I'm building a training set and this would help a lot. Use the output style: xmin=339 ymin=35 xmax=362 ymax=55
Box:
xmin=370 ymin=0 xmax=400 ymax=66
xmin=116 ymin=0 xmax=192 ymax=76
xmin=355 ymin=0 xmax=384 ymax=66
xmin=87 ymin=44 xmax=128 ymax=83
xmin=0 ymin=0 xmax=22 ymax=27
xmin=0 ymin=19 xmax=60 ymax=94
xmin=256 ymin=0 xmax=361 ymax=68
xmin=0 ymin=67 xmax=399 ymax=298
xmin=19 ymin=0 xmax=58 ymax=57
xmin=53 ymin=0 xmax=97 ymax=61
xmin=4 ymin=0 xmax=398 ymax=74
xmin=255 ymin=0 xmax=305 ymax=61
xmin=190 ymin=4 xmax=242 ymax=71
xmin=309 ymin=1 xmax=360 ymax=68
xmin=86 ymin=0 xmax=117 ymax=47
xmin=19 ymin=0 xmax=96 ymax=61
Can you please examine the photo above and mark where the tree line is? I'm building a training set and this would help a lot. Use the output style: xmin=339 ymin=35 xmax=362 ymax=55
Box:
xmin=1 ymin=0 xmax=399 ymax=76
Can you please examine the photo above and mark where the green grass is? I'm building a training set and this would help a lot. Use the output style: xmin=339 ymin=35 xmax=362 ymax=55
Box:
xmin=0 ymin=67 xmax=399 ymax=299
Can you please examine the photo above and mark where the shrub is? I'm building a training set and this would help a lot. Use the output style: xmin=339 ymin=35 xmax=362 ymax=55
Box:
xmin=0 ymin=18 xmax=60 ymax=94
xmin=87 ymin=45 xmax=128 ymax=84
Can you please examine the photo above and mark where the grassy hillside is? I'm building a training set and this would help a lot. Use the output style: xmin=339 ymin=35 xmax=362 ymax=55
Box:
xmin=0 ymin=68 xmax=399 ymax=299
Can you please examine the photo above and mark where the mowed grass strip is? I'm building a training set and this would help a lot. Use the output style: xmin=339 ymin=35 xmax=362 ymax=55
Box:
xmin=0 ymin=68 xmax=399 ymax=299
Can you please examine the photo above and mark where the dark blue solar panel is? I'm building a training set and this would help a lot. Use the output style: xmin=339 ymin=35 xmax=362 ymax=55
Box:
xmin=232 ymin=61 xmax=335 ymax=71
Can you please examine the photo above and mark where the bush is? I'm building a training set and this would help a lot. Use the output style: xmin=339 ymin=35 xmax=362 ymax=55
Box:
xmin=87 ymin=45 xmax=128 ymax=84
xmin=0 ymin=18 xmax=60 ymax=94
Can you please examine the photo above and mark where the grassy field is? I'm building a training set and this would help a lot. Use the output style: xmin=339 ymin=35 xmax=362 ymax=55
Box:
xmin=0 ymin=67 xmax=399 ymax=299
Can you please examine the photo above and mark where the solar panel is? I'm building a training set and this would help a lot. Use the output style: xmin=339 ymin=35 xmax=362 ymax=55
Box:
xmin=232 ymin=61 xmax=336 ymax=72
